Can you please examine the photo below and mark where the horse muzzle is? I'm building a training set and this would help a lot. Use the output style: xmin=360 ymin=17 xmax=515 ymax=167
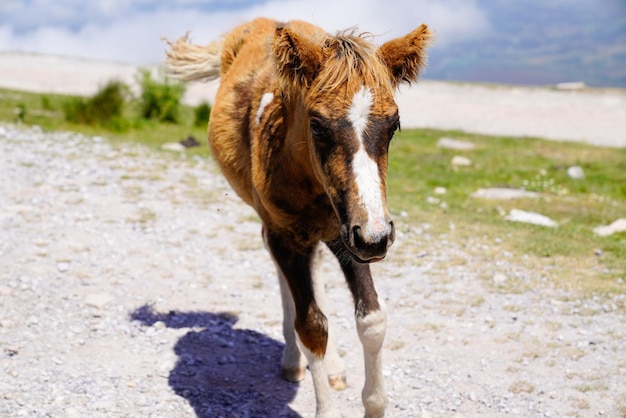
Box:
xmin=340 ymin=220 xmax=395 ymax=263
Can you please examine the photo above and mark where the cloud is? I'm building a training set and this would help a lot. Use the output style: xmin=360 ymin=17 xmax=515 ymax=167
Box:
xmin=0 ymin=0 xmax=490 ymax=64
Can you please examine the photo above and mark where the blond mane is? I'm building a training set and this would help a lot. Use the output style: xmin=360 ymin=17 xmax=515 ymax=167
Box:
xmin=313 ymin=30 xmax=392 ymax=94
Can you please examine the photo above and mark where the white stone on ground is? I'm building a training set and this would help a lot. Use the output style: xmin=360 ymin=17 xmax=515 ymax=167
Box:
xmin=451 ymin=155 xmax=472 ymax=167
xmin=567 ymin=165 xmax=585 ymax=179
xmin=593 ymin=218 xmax=626 ymax=237
xmin=505 ymin=209 xmax=558 ymax=228
xmin=471 ymin=188 xmax=540 ymax=200
xmin=437 ymin=137 xmax=476 ymax=151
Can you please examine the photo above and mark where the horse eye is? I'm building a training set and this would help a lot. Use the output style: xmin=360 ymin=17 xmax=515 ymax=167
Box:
xmin=389 ymin=121 xmax=401 ymax=139
xmin=310 ymin=119 xmax=332 ymax=142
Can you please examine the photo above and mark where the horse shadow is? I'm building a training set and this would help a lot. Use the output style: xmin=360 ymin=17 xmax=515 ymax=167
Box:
xmin=130 ymin=305 xmax=301 ymax=418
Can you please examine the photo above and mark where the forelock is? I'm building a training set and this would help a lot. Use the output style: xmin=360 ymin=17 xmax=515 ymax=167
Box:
xmin=312 ymin=30 xmax=392 ymax=95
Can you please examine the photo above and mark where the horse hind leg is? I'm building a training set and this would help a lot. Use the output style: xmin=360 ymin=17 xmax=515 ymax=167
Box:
xmin=264 ymin=228 xmax=307 ymax=381
xmin=311 ymin=246 xmax=347 ymax=390
xmin=276 ymin=268 xmax=307 ymax=382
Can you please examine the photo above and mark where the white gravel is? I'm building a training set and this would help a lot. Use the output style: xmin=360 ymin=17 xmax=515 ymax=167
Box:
xmin=1 ymin=123 xmax=625 ymax=417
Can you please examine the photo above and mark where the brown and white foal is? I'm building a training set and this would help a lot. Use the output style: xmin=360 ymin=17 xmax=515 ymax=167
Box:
xmin=165 ymin=17 xmax=430 ymax=418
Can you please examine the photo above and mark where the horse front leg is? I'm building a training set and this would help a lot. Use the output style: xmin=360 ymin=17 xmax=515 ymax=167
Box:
xmin=266 ymin=231 xmax=338 ymax=418
xmin=356 ymin=297 xmax=387 ymax=418
xmin=328 ymin=243 xmax=388 ymax=418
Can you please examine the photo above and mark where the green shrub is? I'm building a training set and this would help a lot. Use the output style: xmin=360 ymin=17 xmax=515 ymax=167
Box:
xmin=14 ymin=103 xmax=26 ymax=122
xmin=63 ymin=80 xmax=128 ymax=130
xmin=41 ymin=95 xmax=54 ymax=111
xmin=193 ymin=101 xmax=211 ymax=127
xmin=62 ymin=98 xmax=87 ymax=123
xmin=136 ymin=68 xmax=185 ymax=124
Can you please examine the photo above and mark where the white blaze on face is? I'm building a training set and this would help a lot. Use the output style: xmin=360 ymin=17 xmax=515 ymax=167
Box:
xmin=348 ymin=85 xmax=388 ymax=241
xmin=256 ymin=92 xmax=274 ymax=124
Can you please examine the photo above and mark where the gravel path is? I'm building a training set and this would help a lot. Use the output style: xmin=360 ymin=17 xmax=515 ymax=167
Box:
xmin=1 ymin=123 xmax=624 ymax=417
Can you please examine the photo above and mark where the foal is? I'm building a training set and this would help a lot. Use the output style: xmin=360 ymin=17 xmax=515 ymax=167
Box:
xmin=165 ymin=18 xmax=430 ymax=418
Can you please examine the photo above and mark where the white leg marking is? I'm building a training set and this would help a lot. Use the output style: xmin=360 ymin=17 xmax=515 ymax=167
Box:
xmin=312 ymin=250 xmax=346 ymax=388
xmin=348 ymin=86 xmax=389 ymax=241
xmin=255 ymin=92 xmax=274 ymax=124
xmin=277 ymin=269 xmax=307 ymax=379
xmin=298 ymin=338 xmax=340 ymax=418
xmin=356 ymin=302 xmax=388 ymax=418
xmin=263 ymin=229 xmax=307 ymax=381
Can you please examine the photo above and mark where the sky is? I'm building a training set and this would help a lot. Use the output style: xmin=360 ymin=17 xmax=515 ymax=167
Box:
xmin=0 ymin=0 xmax=490 ymax=64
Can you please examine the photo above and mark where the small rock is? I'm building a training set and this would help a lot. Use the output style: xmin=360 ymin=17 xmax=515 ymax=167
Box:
xmin=437 ymin=137 xmax=476 ymax=151
xmin=567 ymin=165 xmax=585 ymax=179
xmin=57 ymin=261 xmax=70 ymax=272
xmin=4 ymin=347 xmax=19 ymax=357
xmin=451 ymin=155 xmax=472 ymax=167
xmin=505 ymin=209 xmax=558 ymax=228
xmin=153 ymin=321 xmax=167 ymax=330
xmin=179 ymin=135 xmax=200 ymax=148
xmin=492 ymin=273 xmax=508 ymax=285
xmin=593 ymin=218 xmax=626 ymax=237
xmin=471 ymin=188 xmax=540 ymax=200
xmin=161 ymin=142 xmax=185 ymax=152
xmin=85 ymin=293 xmax=114 ymax=309
xmin=434 ymin=187 xmax=447 ymax=195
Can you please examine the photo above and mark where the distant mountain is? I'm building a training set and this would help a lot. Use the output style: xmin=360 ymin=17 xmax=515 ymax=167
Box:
xmin=425 ymin=0 xmax=626 ymax=88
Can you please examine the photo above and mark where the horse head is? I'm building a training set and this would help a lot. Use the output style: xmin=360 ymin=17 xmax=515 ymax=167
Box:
xmin=273 ymin=23 xmax=431 ymax=263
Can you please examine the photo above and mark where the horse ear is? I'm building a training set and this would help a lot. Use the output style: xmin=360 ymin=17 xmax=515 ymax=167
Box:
xmin=378 ymin=24 xmax=432 ymax=88
xmin=273 ymin=26 xmax=322 ymax=88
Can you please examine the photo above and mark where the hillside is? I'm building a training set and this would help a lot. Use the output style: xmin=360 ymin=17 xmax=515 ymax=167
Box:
xmin=427 ymin=0 xmax=626 ymax=88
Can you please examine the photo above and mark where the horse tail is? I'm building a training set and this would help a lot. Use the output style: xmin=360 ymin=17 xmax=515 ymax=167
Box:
xmin=163 ymin=33 xmax=223 ymax=82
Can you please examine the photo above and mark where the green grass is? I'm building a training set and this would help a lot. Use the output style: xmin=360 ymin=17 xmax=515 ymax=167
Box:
xmin=0 ymin=88 xmax=209 ymax=158
xmin=2 ymin=87 xmax=625 ymax=295
xmin=388 ymin=129 xmax=626 ymax=291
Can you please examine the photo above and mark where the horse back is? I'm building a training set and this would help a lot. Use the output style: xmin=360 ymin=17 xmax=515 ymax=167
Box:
xmin=206 ymin=19 xmax=275 ymax=205
xmin=209 ymin=19 xmax=324 ymax=213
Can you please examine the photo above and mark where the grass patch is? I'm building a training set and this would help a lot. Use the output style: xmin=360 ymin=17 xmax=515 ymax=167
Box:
xmin=388 ymin=129 xmax=626 ymax=293
xmin=0 ymin=87 xmax=209 ymax=159
xmin=1 ymin=87 xmax=624 ymax=296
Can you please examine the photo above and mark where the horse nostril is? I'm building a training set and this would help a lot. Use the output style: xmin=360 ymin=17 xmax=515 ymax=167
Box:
xmin=353 ymin=224 xmax=387 ymax=252
xmin=351 ymin=225 xmax=364 ymax=249
xmin=343 ymin=222 xmax=393 ymax=262
xmin=388 ymin=220 xmax=395 ymax=246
